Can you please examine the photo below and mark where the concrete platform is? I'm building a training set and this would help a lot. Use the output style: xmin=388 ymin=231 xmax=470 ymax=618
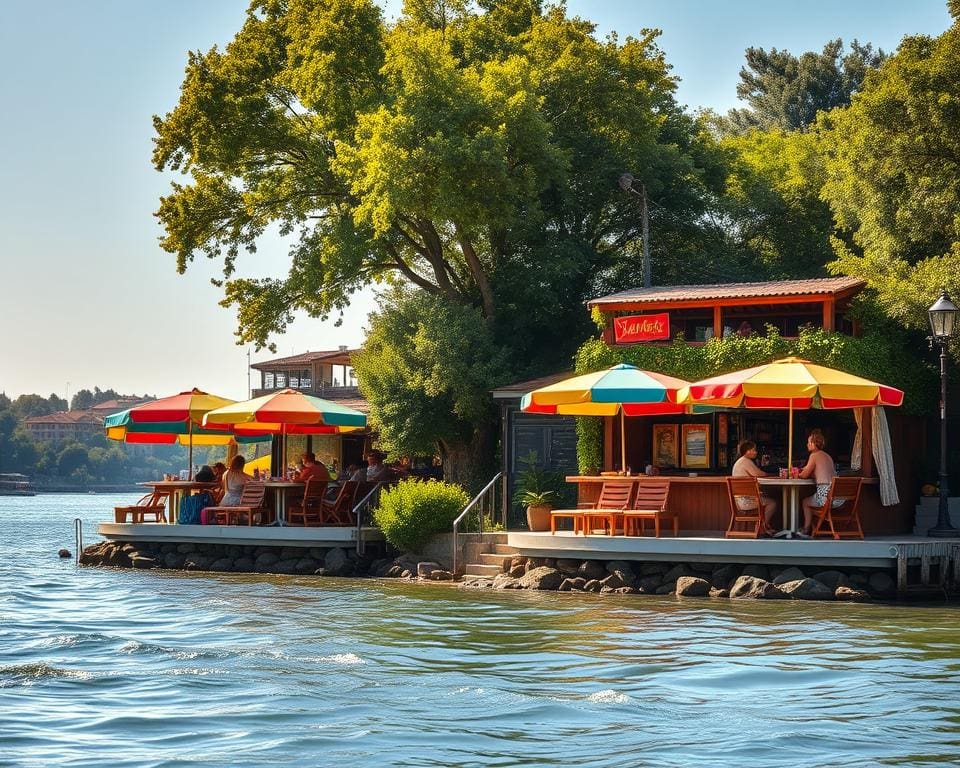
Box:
xmin=96 ymin=522 xmax=385 ymax=549
xmin=506 ymin=531 xmax=958 ymax=568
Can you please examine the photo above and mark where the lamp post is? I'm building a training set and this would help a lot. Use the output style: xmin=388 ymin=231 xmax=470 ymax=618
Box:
xmin=618 ymin=172 xmax=651 ymax=288
xmin=927 ymin=290 xmax=959 ymax=538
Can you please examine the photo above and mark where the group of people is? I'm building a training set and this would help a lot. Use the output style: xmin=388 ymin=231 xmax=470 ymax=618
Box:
xmin=732 ymin=428 xmax=838 ymax=538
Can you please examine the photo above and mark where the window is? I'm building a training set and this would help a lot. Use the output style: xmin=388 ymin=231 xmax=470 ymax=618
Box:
xmin=264 ymin=372 xmax=275 ymax=389
xmin=276 ymin=372 xmax=286 ymax=387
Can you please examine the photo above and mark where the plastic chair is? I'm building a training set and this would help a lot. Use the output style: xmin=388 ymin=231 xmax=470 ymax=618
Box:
xmin=622 ymin=480 xmax=676 ymax=537
xmin=811 ymin=477 xmax=864 ymax=539
xmin=725 ymin=477 xmax=765 ymax=539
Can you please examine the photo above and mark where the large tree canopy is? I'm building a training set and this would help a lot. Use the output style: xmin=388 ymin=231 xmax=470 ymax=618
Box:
xmin=819 ymin=17 xmax=960 ymax=329
xmin=154 ymin=0 xmax=709 ymax=362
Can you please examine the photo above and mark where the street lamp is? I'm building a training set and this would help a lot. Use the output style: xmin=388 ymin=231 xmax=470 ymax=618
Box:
xmin=618 ymin=172 xmax=651 ymax=288
xmin=927 ymin=290 xmax=959 ymax=538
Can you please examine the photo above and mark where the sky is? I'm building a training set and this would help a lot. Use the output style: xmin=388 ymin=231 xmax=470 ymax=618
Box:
xmin=0 ymin=0 xmax=951 ymax=402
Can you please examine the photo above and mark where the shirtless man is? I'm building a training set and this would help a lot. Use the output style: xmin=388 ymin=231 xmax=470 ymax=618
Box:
xmin=799 ymin=429 xmax=837 ymax=537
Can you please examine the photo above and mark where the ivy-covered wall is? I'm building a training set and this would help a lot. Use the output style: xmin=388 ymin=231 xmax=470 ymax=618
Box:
xmin=574 ymin=327 xmax=936 ymax=474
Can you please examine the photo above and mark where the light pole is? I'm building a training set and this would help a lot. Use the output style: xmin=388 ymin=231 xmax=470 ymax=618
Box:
xmin=618 ymin=173 xmax=651 ymax=288
xmin=927 ymin=290 xmax=959 ymax=538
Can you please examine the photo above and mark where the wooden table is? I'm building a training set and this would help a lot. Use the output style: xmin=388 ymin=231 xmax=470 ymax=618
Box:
xmin=138 ymin=481 xmax=220 ymax=524
xmin=261 ymin=480 xmax=305 ymax=526
xmin=758 ymin=478 xmax=816 ymax=538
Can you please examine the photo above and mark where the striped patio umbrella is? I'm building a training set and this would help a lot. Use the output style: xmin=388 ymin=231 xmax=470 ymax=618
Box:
xmin=203 ymin=389 xmax=367 ymax=472
xmin=680 ymin=357 xmax=904 ymax=468
xmin=521 ymin=364 xmax=691 ymax=473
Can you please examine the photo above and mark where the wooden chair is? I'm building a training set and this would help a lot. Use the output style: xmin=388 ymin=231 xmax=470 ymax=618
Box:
xmin=551 ymin=481 xmax=633 ymax=535
xmin=206 ymin=482 xmax=269 ymax=526
xmin=621 ymin=480 xmax=676 ymax=537
xmin=725 ymin=477 xmax=765 ymax=539
xmin=322 ymin=481 xmax=359 ymax=525
xmin=114 ymin=491 xmax=168 ymax=523
xmin=287 ymin=479 xmax=329 ymax=526
xmin=811 ymin=476 xmax=864 ymax=539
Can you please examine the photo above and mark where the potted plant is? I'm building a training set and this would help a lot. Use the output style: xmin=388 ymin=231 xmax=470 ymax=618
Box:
xmin=513 ymin=451 xmax=568 ymax=531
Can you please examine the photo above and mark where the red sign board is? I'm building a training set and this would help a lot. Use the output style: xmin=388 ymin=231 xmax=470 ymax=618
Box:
xmin=613 ymin=313 xmax=670 ymax=343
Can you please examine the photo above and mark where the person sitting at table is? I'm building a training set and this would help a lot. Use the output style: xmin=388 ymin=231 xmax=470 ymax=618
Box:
xmin=297 ymin=452 xmax=330 ymax=483
xmin=731 ymin=439 xmax=778 ymax=536
xmin=365 ymin=450 xmax=392 ymax=482
xmin=221 ymin=455 xmax=252 ymax=506
xmin=212 ymin=462 xmax=227 ymax=482
xmin=346 ymin=462 xmax=366 ymax=482
xmin=799 ymin=428 xmax=839 ymax=538
xmin=194 ymin=465 xmax=216 ymax=483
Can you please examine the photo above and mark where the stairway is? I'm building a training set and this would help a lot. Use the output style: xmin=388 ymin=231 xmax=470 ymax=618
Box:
xmin=462 ymin=542 xmax=519 ymax=582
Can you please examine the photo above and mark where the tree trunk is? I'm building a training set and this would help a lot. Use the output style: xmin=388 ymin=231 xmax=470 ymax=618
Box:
xmin=439 ymin=424 xmax=496 ymax=495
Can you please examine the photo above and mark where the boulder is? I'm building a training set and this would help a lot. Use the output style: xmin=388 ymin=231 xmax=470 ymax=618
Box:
xmin=254 ymin=552 xmax=279 ymax=568
xmin=601 ymin=572 xmax=628 ymax=590
xmin=729 ymin=576 xmax=786 ymax=599
xmin=848 ymin=573 xmax=869 ymax=589
xmin=209 ymin=557 xmax=234 ymax=572
xmin=461 ymin=577 xmax=493 ymax=589
xmin=662 ymin=564 xmax=692 ymax=583
xmin=273 ymin=559 xmax=299 ymax=575
xmin=493 ymin=574 xmax=521 ymax=589
xmin=429 ymin=570 xmax=453 ymax=581
xmin=772 ymin=567 xmax=806 ymax=586
xmin=613 ymin=586 xmax=638 ymax=595
xmin=639 ymin=562 xmax=668 ymax=576
xmin=868 ymin=572 xmax=896 ymax=596
xmin=131 ymin=555 xmax=157 ymax=569
xmin=600 ymin=585 xmax=615 ymax=594
xmin=811 ymin=570 xmax=849 ymax=591
xmin=555 ymin=558 xmax=582 ymax=576
xmin=605 ymin=560 xmax=636 ymax=575
xmin=295 ymin=557 xmax=320 ymax=575
xmin=176 ymin=543 xmax=197 ymax=554
xmin=835 ymin=585 xmax=871 ymax=602
xmin=637 ymin=575 xmax=662 ymax=593
xmin=324 ymin=548 xmax=353 ymax=577
xmin=417 ymin=561 xmax=442 ymax=578
xmin=385 ymin=565 xmax=405 ymax=578
xmin=711 ymin=564 xmax=740 ymax=589
xmin=655 ymin=584 xmax=676 ymax=595
xmin=233 ymin=556 xmax=254 ymax=572
xmin=741 ymin=564 xmax=769 ymax=581
xmin=583 ymin=579 xmax=602 ymax=592
xmin=519 ymin=566 xmax=563 ymax=591
xmin=675 ymin=576 xmax=711 ymax=597
xmin=689 ymin=561 xmax=715 ymax=574
xmin=778 ymin=578 xmax=833 ymax=600
xmin=508 ymin=564 xmax=526 ymax=578
xmin=164 ymin=552 xmax=187 ymax=569
xmin=58 ymin=548 xmax=71 ymax=559
xmin=709 ymin=587 xmax=730 ymax=599
xmin=578 ymin=561 xmax=606 ymax=581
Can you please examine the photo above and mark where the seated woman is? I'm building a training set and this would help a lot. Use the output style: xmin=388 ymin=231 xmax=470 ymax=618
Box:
xmin=731 ymin=439 xmax=778 ymax=536
xmin=220 ymin=455 xmax=252 ymax=506
xmin=799 ymin=429 xmax=838 ymax=538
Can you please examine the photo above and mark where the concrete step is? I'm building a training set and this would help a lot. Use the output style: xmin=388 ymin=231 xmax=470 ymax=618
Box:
xmin=494 ymin=543 xmax=520 ymax=555
xmin=478 ymin=553 xmax=511 ymax=570
xmin=464 ymin=563 xmax=503 ymax=577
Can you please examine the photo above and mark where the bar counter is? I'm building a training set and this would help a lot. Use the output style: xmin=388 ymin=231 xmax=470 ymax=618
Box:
xmin=565 ymin=474 xmax=904 ymax=535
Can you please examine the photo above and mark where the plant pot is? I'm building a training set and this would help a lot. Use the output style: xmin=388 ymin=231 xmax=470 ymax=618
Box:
xmin=526 ymin=504 xmax=553 ymax=532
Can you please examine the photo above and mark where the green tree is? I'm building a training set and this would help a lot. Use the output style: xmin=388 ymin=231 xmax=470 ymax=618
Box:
xmin=57 ymin=444 xmax=89 ymax=477
xmin=720 ymin=39 xmax=885 ymax=134
xmin=12 ymin=394 xmax=61 ymax=420
xmin=819 ymin=14 xmax=960 ymax=329
xmin=71 ymin=389 xmax=95 ymax=411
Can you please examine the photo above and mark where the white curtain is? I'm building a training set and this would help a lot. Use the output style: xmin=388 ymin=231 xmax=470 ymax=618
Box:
xmin=851 ymin=407 xmax=899 ymax=506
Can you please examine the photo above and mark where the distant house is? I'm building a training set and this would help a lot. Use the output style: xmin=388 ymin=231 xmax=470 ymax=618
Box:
xmin=88 ymin=398 xmax=153 ymax=417
xmin=23 ymin=411 xmax=104 ymax=442
xmin=250 ymin=347 xmax=367 ymax=411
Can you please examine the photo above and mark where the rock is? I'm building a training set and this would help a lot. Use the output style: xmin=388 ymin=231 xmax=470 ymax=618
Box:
xmin=772 ymin=567 xmax=806 ymax=586
xmin=558 ymin=578 xmax=574 ymax=592
xmin=601 ymin=573 xmax=628 ymax=590
xmin=131 ymin=556 xmax=157 ymax=569
xmin=510 ymin=555 xmax=527 ymax=570
xmin=274 ymin=558 xmax=299 ymax=575
xmin=209 ymin=557 xmax=234 ymax=572
xmin=385 ymin=565 xmax=405 ymax=578
xmin=255 ymin=552 xmax=279 ymax=568
xmin=690 ymin=561 xmax=715 ymax=574
xmin=555 ymin=558 xmax=582 ymax=576
xmin=742 ymin=564 xmax=769 ymax=581
xmin=293 ymin=557 xmax=318 ymax=574
xmin=662 ymin=564 xmax=692 ymax=583
xmin=508 ymin=564 xmax=526 ymax=578
xmin=583 ymin=579 xmax=601 ymax=592
xmin=518 ymin=566 xmax=563 ymax=591
xmin=400 ymin=569 xmax=413 ymax=579
xmin=429 ymin=569 xmax=453 ymax=581
xmin=493 ymin=574 xmax=521 ymax=589
xmin=525 ymin=557 xmax=548 ymax=571
xmin=811 ymin=570 xmax=849 ymax=591
xmin=848 ymin=572 xmax=869 ymax=589
xmin=608 ymin=568 xmax=637 ymax=588
xmin=778 ymin=578 xmax=833 ymax=600
xmin=613 ymin=586 xmax=638 ymax=595
xmin=163 ymin=552 xmax=187 ymax=569
xmin=655 ymin=584 xmax=675 ymax=595
xmin=835 ymin=585 xmax=871 ymax=602
xmin=711 ymin=564 xmax=740 ymax=589
xmin=233 ymin=556 xmax=254 ymax=572
xmin=58 ymin=548 xmax=71 ymax=559
xmin=605 ymin=560 xmax=635 ymax=575
xmin=729 ymin=576 xmax=786 ymax=600
xmin=563 ymin=577 xmax=587 ymax=591
xmin=578 ymin=561 xmax=606 ymax=581
xmin=461 ymin=577 xmax=493 ymax=589
xmin=675 ymin=576 xmax=711 ymax=597
xmin=639 ymin=562 xmax=668 ymax=576
xmin=324 ymin=548 xmax=353 ymax=577
xmin=600 ymin=585 xmax=615 ymax=594
xmin=637 ymin=575 xmax=662 ymax=593
xmin=709 ymin=587 xmax=730 ymax=598
xmin=417 ymin=561 xmax=442 ymax=578
xmin=176 ymin=543 xmax=197 ymax=554
xmin=868 ymin=572 xmax=896 ymax=596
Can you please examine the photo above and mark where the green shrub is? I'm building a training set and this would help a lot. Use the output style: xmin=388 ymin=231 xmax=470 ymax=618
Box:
xmin=373 ymin=479 xmax=471 ymax=552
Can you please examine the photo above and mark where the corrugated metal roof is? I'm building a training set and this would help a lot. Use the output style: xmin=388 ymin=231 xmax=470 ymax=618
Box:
xmin=588 ymin=277 xmax=865 ymax=306
xmin=492 ymin=371 xmax=574 ymax=399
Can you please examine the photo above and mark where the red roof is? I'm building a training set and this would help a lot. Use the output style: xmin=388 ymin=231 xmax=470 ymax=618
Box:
xmin=23 ymin=411 xmax=104 ymax=425
xmin=251 ymin=348 xmax=359 ymax=370
xmin=588 ymin=277 xmax=865 ymax=307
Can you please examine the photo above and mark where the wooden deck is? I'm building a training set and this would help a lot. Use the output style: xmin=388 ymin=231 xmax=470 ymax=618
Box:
xmin=506 ymin=531 xmax=959 ymax=569
xmin=96 ymin=522 xmax=384 ymax=548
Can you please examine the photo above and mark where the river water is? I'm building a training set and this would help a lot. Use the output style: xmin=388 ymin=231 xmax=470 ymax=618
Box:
xmin=2 ymin=494 xmax=960 ymax=767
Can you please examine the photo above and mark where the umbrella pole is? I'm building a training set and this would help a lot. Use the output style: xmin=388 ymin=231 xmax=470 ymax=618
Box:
xmin=621 ymin=409 xmax=627 ymax=474
xmin=188 ymin=421 xmax=193 ymax=480
xmin=788 ymin=399 xmax=793 ymax=472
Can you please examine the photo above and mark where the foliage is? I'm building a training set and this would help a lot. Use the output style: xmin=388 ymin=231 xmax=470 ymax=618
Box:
xmin=372 ymin=478 xmax=470 ymax=552
xmin=818 ymin=19 xmax=960 ymax=331
xmin=575 ymin=416 xmax=603 ymax=475
xmin=718 ymin=39 xmax=886 ymax=134
xmin=574 ymin=326 xmax=936 ymax=416
xmin=511 ymin=450 xmax=573 ymax=509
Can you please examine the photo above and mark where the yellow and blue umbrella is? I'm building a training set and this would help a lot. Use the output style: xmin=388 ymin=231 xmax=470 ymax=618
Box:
xmin=521 ymin=364 xmax=691 ymax=472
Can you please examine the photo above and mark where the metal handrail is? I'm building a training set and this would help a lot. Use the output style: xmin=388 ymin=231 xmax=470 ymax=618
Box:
xmin=452 ymin=472 xmax=502 ymax=576
xmin=74 ymin=518 xmax=83 ymax=564
xmin=353 ymin=482 xmax=385 ymax=555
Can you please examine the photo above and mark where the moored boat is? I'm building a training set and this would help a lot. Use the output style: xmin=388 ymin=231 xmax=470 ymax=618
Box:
xmin=0 ymin=473 xmax=36 ymax=496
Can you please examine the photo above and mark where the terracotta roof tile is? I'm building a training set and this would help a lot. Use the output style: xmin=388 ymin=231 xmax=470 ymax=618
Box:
xmin=588 ymin=277 xmax=865 ymax=307
xmin=251 ymin=348 xmax=359 ymax=370
xmin=23 ymin=411 xmax=104 ymax=425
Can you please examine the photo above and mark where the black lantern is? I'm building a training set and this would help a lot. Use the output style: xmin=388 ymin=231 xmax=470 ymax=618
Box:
xmin=927 ymin=291 xmax=959 ymax=537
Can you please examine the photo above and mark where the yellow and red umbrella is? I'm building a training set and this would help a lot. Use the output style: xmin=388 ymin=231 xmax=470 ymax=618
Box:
xmin=680 ymin=357 xmax=904 ymax=467
xmin=203 ymin=389 xmax=366 ymax=471
xmin=521 ymin=364 xmax=691 ymax=472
